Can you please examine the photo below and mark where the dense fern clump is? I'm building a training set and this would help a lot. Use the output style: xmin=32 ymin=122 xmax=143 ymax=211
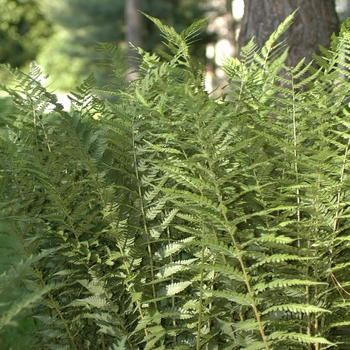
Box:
xmin=2 ymin=13 xmax=350 ymax=350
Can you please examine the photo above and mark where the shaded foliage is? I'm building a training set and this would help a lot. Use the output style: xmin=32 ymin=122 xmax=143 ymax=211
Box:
xmin=0 ymin=0 xmax=53 ymax=67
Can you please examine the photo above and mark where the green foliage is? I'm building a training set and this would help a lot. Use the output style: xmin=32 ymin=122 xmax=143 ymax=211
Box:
xmin=2 ymin=13 xmax=350 ymax=350
xmin=37 ymin=0 xmax=212 ymax=91
xmin=0 ymin=0 xmax=53 ymax=68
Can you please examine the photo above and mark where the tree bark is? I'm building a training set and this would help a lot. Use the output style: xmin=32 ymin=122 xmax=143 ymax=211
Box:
xmin=239 ymin=0 xmax=339 ymax=67
xmin=125 ymin=0 xmax=142 ymax=76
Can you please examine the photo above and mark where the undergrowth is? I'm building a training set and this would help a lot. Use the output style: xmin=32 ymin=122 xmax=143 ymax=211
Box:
xmin=1 ymin=13 xmax=350 ymax=350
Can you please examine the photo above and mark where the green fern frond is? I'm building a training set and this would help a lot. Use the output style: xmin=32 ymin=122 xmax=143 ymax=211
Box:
xmin=268 ymin=331 xmax=335 ymax=346
xmin=4 ymin=11 xmax=350 ymax=350
xmin=95 ymin=42 xmax=129 ymax=89
xmin=261 ymin=10 xmax=296 ymax=60
xmin=153 ymin=237 xmax=195 ymax=260
xmin=262 ymin=303 xmax=331 ymax=316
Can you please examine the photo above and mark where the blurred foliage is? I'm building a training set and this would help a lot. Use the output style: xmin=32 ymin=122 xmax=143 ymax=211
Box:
xmin=0 ymin=0 xmax=220 ymax=91
xmin=2 ymin=0 xmax=345 ymax=92
xmin=0 ymin=97 xmax=13 ymax=134
xmin=36 ymin=0 xmax=218 ymax=91
xmin=37 ymin=0 xmax=126 ymax=91
xmin=143 ymin=0 xmax=216 ymax=53
xmin=0 ymin=0 xmax=53 ymax=68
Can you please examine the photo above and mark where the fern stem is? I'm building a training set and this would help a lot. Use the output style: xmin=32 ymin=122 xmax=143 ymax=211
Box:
xmin=33 ymin=265 xmax=79 ymax=350
xmin=196 ymin=133 xmax=269 ymax=349
xmin=312 ymin=169 xmax=322 ymax=350
xmin=131 ymin=114 xmax=158 ymax=305
xmin=291 ymin=74 xmax=317 ymax=349
xmin=196 ymin=244 xmax=205 ymax=350
xmin=291 ymin=76 xmax=301 ymax=229
xmin=32 ymin=105 xmax=52 ymax=153
xmin=332 ymin=136 xmax=350 ymax=233
xmin=224 ymin=212 xmax=269 ymax=346
xmin=166 ymin=225 xmax=178 ymax=341
xmin=234 ymin=236 xmax=270 ymax=349
xmin=101 ymin=332 xmax=106 ymax=350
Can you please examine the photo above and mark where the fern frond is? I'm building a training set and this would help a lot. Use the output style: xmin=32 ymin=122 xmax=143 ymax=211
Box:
xmin=268 ymin=331 xmax=334 ymax=346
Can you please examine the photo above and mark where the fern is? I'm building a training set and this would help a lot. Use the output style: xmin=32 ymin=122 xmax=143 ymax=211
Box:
xmin=3 ymin=11 xmax=350 ymax=350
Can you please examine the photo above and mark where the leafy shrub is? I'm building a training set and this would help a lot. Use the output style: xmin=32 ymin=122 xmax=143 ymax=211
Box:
xmin=1 ymin=13 xmax=350 ymax=350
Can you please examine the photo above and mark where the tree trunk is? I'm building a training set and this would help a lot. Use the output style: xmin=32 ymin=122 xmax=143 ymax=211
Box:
xmin=345 ymin=0 xmax=350 ymax=20
xmin=225 ymin=0 xmax=237 ymax=58
xmin=239 ymin=0 xmax=339 ymax=67
xmin=125 ymin=0 xmax=142 ymax=77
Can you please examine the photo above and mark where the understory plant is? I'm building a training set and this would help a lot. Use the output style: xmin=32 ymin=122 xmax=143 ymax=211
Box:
xmin=2 ymin=13 xmax=350 ymax=350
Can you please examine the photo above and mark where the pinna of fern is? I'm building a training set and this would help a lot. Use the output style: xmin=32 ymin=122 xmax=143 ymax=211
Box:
xmin=222 ymin=13 xmax=350 ymax=350
xmin=135 ymin=12 xmax=350 ymax=350
xmin=2 ymin=11 xmax=350 ymax=350
xmin=0 ymin=63 xmax=142 ymax=348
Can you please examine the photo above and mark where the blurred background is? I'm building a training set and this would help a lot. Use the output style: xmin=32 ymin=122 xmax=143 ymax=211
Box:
xmin=1 ymin=0 xmax=350 ymax=97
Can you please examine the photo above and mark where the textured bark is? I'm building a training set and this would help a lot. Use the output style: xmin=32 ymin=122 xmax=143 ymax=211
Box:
xmin=239 ymin=0 xmax=339 ymax=67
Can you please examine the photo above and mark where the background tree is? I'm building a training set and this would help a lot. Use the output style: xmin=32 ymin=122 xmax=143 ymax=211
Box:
xmin=2 ymin=0 xmax=348 ymax=92
xmin=337 ymin=0 xmax=350 ymax=20
xmin=37 ymin=0 xmax=215 ymax=91
xmin=125 ymin=0 xmax=142 ymax=77
xmin=0 ymin=0 xmax=52 ymax=68
xmin=239 ymin=0 xmax=340 ymax=67
xmin=38 ymin=0 xmax=125 ymax=91
xmin=346 ymin=0 xmax=350 ymax=18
